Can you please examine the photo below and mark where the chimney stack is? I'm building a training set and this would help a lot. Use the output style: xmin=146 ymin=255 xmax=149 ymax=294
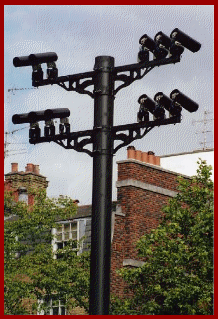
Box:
xmin=127 ymin=146 xmax=160 ymax=166
xmin=11 ymin=163 xmax=18 ymax=172
xmin=127 ymin=145 xmax=136 ymax=159
xmin=33 ymin=165 xmax=40 ymax=175
xmin=25 ymin=163 xmax=34 ymax=172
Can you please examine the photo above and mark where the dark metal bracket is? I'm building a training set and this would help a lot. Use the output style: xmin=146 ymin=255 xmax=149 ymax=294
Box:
xmin=114 ymin=66 xmax=154 ymax=95
xmin=57 ymin=78 xmax=94 ymax=98
xmin=29 ymin=128 xmax=94 ymax=157
xmin=113 ymin=55 xmax=180 ymax=95
xmin=28 ymin=55 xmax=182 ymax=156
xmin=113 ymin=126 xmax=154 ymax=154
xmin=112 ymin=115 xmax=181 ymax=154
xmin=34 ymin=54 xmax=180 ymax=99
xmin=29 ymin=115 xmax=181 ymax=157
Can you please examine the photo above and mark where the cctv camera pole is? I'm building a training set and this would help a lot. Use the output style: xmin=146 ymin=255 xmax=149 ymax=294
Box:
xmin=12 ymin=30 xmax=201 ymax=315
xmin=90 ymin=56 xmax=115 ymax=315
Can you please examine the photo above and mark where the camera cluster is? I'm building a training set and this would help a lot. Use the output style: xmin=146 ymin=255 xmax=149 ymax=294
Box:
xmin=13 ymin=52 xmax=58 ymax=86
xmin=12 ymin=108 xmax=70 ymax=140
xmin=137 ymin=89 xmax=199 ymax=122
xmin=138 ymin=28 xmax=201 ymax=62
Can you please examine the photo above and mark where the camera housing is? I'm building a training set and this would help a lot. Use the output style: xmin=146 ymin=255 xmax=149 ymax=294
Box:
xmin=170 ymin=28 xmax=201 ymax=53
xmin=137 ymin=47 xmax=149 ymax=63
xmin=138 ymin=94 xmax=165 ymax=120
xmin=29 ymin=52 xmax=58 ymax=65
xmin=13 ymin=55 xmax=31 ymax=67
xmin=154 ymin=92 xmax=182 ymax=116
xmin=13 ymin=52 xmax=58 ymax=67
xmin=170 ymin=89 xmax=199 ymax=112
xmin=139 ymin=34 xmax=168 ymax=60
xmin=138 ymin=94 xmax=156 ymax=113
xmin=12 ymin=108 xmax=70 ymax=124
xmin=154 ymin=31 xmax=184 ymax=56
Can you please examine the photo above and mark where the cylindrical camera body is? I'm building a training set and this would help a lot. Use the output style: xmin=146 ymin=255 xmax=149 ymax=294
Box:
xmin=154 ymin=92 xmax=181 ymax=116
xmin=170 ymin=89 xmax=199 ymax=112
xmin=154 ymin=92 xmax=171 ymax=107
xmin=13 ymin=56 xmax=31 ymax=67
xmin=28 ymin=111 xmax=46 ymax=123
xmin=139 ymin=34 xmax=156 ymax=51
xmin=155 ymin=31 xmax=172 ymax=49
xmin=139 ymin=34 xmax=168 ymax=59
xmin=138 ymin=94 xmax=156 ymax=113
xmin=170 ymin=28 xmax=201 ymax=53
xmin=44 ymin=108 xmax=70 ymax=120
xmin=12 ymin=113 xmax=29 ymax=124
xmin=12 ymin=108 xmax=70 ymax=124
xmin=155 ymin=31 xmax=184 ymax=56
xmin=29 ymin=52 xmax=58 ymax=64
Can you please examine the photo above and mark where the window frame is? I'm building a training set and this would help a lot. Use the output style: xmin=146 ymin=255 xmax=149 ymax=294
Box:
xmin=37 ymin=295 xmax=67 ymax=315
xmin=52 ymin=219 xmax=83 ymax=259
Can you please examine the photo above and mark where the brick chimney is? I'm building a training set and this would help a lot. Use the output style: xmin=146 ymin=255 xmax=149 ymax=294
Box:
xmin=5 ymin=163 xmax=49 ymax=203
xmin=11 ymin=163 xmax=18 ymax=172
xmin=127 ymin=146 xmax=160 ymax=166
xmin=25 ymin=163 xmax=34 ymax=173
xmin=33 ymin=165 xmax=40 ymax=175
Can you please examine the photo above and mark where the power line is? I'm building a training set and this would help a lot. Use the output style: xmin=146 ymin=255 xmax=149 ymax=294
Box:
xmin=5 ymin=87 xmax=33 ymax=159
xmin=4 ymin=129 xmax=28 ymax=159
xmin=8 ymin=87 xmax=38 ymax=94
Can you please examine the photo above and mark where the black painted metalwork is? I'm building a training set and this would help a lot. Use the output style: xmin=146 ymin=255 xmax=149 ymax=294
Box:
xmin=12 ymin=30 xmax=201 ymax=314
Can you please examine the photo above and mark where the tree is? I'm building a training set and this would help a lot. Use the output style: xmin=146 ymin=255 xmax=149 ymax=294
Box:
xmin=110 ymin=159 xmax=214 ymax=315
xmin=4 ymin=189 xmax=90 ymax=315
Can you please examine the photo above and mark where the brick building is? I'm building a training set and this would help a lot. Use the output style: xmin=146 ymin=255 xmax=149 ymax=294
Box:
xmin=5 ymin=147 xmax=189 ymax=313
xmin=4 ymin=162 xmax=48 ymax=206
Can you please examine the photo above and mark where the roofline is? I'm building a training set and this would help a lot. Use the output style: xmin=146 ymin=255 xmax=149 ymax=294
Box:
xmin=4 ymin=171 xmax=46 ymax=177
xmin=116 ymin=158 xmax=191 ymax=179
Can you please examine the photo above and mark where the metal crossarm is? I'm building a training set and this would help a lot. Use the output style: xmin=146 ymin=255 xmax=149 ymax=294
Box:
xmin=30 ymin=55 xmax=181 ymax=98
xmin=29 ymin=115 xmax=181 ymax=157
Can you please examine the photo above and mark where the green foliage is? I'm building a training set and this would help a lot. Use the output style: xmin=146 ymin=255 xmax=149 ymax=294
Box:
xmin=4 ymin=189 xmax=90 ymax=315
xmin=110 ymin=159 xmax=213 ymax=315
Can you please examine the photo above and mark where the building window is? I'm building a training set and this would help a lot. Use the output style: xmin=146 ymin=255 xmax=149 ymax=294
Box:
xmin=46 ymin=297 xmax=66 ymax=315
xmin=52 ymin=220 xmax=84 ymax=259
xmin=38 ymin=296 xmax=67 ymax=315
xmin=18 ymin=187 xmax=28 ymax=203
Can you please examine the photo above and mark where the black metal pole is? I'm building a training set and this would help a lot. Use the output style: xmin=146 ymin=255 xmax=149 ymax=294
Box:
xmin=89 ymin=56 xmax=115 ymax=315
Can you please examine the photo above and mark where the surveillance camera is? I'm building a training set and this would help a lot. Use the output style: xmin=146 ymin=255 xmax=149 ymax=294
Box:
xmin=138 ymin=94 xmax=156 ymax=113
xmin=29 ymin=52 xmax=58 ymax=65
xmin=12 ymin=108 xmax=70 ymax=125
xmin=170 ymin=28 xmax=201 ymax=53
xmin=13 ymin=55 xmax=31 ymax=67
xmin=139 ymin=34 xmax=168 ymax=60
xmin=13 ymin=52 xmax=58 ymax=68
xmin=154 ymin=92 xmax=181 ymax=116
xmin=170 ymin=89 xmax=199 ymax=112
xmin=154 ymin=31 xmax=184 ymax=56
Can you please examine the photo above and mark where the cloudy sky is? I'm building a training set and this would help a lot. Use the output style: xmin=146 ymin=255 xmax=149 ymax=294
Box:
xmin=4 ymin=5 xmax=214 ymax=204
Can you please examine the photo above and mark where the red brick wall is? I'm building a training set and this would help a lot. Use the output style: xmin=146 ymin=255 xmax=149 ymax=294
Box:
xmin=110 ymin=159 xmax=182 ymax=297
xmin=4 ymin=180 xmax=19 ymax=202
xmin=117 ymin=161 xmax=179 ymax=192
